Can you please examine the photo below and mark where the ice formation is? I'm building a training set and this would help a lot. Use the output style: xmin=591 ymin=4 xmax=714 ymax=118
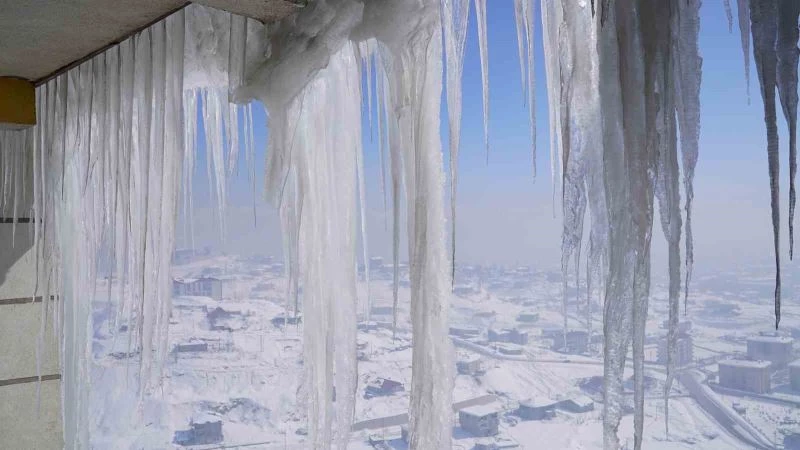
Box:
xmin=442 ymin=0 xmax=470 ymax=283
xmin=1 ymin=1 xmax=798 ymax=449
xmin=475 ymin=0 xmax=490 ymax=163
xmin=749 ymin=0 xmax=800 ymax=329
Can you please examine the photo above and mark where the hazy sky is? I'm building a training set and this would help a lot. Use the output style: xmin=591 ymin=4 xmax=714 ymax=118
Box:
xmin=183 ymin=1 xmax=798 ymax=276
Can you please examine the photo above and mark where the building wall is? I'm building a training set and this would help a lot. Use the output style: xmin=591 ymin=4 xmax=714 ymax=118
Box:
xmin=747 ymin=339 xmax=793 ymax=367
xmin=1 ymin=190 xmax=63 ymax=449
xmin=718 ymin=364 xmax=770 ymax=394
xmin=790 ymin=364 xmax=800 ymax=392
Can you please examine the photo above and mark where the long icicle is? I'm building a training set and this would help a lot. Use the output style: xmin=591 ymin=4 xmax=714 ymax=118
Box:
xmin=674 ymin=0 xmax=702 ymax=314
xmin=750 ymin=0 xmax=782 ymax=328
xmin=776 ymin=0 xmax=799 ymax=261
xmin=442 ymin=0 xmax=470 ymax=285
xmin=475 ymin=0 xmax=490 ymax=163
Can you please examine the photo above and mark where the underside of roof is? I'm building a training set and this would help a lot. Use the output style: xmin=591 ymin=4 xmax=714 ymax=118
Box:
xmin=0 ymin=0 xmax=301 ymax=83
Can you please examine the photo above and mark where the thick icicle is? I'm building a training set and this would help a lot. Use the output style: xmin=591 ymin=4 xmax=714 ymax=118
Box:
xmin=442 ymin=0 xmax=470 ymax=283
xmin=750 ymin=0 xmax=782 ymax=328
xmin=376 ymin=12 xmax=453 ymax=447
xmin=776 ymin=0 xmax=799 ymax=260
xmin=475 ymin=0 xmax=490 ymax=162
xmin=260 ymin=44 xmax=362 ymax=448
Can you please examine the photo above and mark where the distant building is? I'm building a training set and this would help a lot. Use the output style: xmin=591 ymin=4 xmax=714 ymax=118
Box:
xmin=746 ymin=335 xmax=793 ymax=368
xmin=206 ymin=306 xmax=245 ymax=332
xmin=173 ymin=341 xmax=208 ymax=353
xmin=173 ymin=417 xmax=223 ymax=446
xmin=457 ymin=357 xmax=484 ymax=376
xmin=516 ymin=311 xmax=539 ymax=323
xmin=364 ymin=378 xmax=404 ymax=399
xmin=453 ymin=285 xmax=477 ymax=296
xmin=173 ymin=277 xmax=223 ymax=301
xmin=557 ymin=395 xmax=595 ymax=413
xmin=450 ymin=326 xmax=481 ymax=338
xmin=516 ymin=398 xmax=557 ymax=421
xmin=785 ymin=429 xmax=800 ymax=450
xmin=718 ymin=360 xmax=771 ymax=394
xmin=657 ymin=334 xmax=694 ymax=367
xmin=370 ymin=305 xmax=394 ymax=316
xmin=789 ymin=360 xmax=800 ymax=392
xmin=473 ymin=436 xmax=520 ymax=450
xmin=459 ymin=404 xmax=501 ymax=437
xmin=661 ymin=320 xmax=692 ymax=335
xmin=495 ymin=343 xmax=524 ymax=356
xmin=550 ymin=330 xmax=589 ymax=354
xmin=488 ymin=328 xmax=529 ymax=346
xmin=271 ymin=313 xmax=302 ymax=327
xmin=172 ymin=247 xmax=211 ymax=265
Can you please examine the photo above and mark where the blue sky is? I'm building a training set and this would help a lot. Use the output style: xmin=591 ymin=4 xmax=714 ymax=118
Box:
xmin=187 ymin=1 xmax=797 ymax=275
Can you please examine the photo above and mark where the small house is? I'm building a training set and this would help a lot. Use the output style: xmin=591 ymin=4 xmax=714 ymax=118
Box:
xmin=459 ymin=404 xmax=501 ymax=437
xmin=173 ymin=276 xmax=223 ymax=300
xmin=516 ymin=398 xmax=557 ymax=421
xmin=516 ymin=311 xmax=539 ymax=323
xmin=488 ymin=328 xmax=529 ymax=346
xmin=173 ymin=416 xmax=223 ymax=446
xmin=557 ymin=395 xmax=594 ymax=413
xmin=457 ymin=357 xmax=483 ymax=375
xmin=365 ymin=378 xmax=404 ymax=399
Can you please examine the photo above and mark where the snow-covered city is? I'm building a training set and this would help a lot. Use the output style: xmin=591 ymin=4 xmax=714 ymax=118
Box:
xmin=87 ymin=250 xmax=800 ymax=449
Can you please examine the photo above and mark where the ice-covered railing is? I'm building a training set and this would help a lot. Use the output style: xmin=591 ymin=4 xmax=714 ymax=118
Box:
xmin=0 ymin=0 xmax=798 ymax=449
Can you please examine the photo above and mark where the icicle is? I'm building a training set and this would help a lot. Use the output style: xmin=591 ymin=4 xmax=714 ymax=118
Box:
xmin=376 ymin=9 xmax=453 ymax=446
xmin=513 ymin=0 xmax=527 ymax=94
xmin=541 ymin=0 xmax=564 ymax=210
xmin=724 ymin=0 xmax=733 ymax=33
xmin=475 ymin=0 xmax=490 ymax=162
xmin=674 ymin=0 xmax=702 ymax=314
xmin=523 ymin=0 xmax=536 ymax=177
xmin=442 ymin=0 xmax=470 ymax=284
xmin=737 ymin=0 xmax=752 ymax=102
xmin=776 ymin=0 xmax=799 ymax=261
xmin=750 ymin=0 xmax=782 ymax=328
xmin=356 ymin=130 xmax=371 ymax=321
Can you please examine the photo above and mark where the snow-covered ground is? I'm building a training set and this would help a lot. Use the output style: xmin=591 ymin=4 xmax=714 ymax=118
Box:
xmin=88 ymin=255 xmax=800 ymax=449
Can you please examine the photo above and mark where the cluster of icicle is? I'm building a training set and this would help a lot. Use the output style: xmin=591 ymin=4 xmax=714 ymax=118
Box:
xmin=539 ymin=1 xmax=702 ymax=448
xmin=1 ymin=0 xmax=798 ymax=449
xmin=239 ymin=1 xmax=454 ymax=447
xmin=0 ymin=6 xmax=260 ymax=448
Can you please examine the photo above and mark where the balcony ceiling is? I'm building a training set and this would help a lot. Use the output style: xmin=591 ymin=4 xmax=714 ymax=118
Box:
xmin=0 ymin=0 xmax=300 ymax=83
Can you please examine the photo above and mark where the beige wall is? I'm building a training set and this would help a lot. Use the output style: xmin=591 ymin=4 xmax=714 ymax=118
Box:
xmin=1 ymin=172 xmax=63 ymax=449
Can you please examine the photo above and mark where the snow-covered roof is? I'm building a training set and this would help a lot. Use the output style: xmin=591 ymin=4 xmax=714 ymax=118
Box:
xmin=460 ymin=402 xmax=503 ymax=417
xmin=519 ymin=397 xmax=557 ymax=408
xmin=719 ymin=359 xmax=771 ymax=369
xmin=747 ymin=335 xmax=793 ymax=344
xmin=789 ymin=359 xmax=800 ymax=369
xmin=563 ymin=394 xmax=594 ymax=407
